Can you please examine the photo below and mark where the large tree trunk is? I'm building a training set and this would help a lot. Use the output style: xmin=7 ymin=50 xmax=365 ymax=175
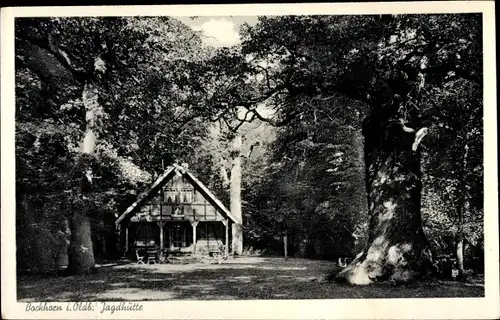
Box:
xmin=67 ymin=212 xmax=95 ymax=275
xmin=455 ymin=228 xmax=465 ymax=279
xmin=66 ymin=80 xmax=102 ymax=274
xmin=230 ymin=134 xmax=243 ymax=255
xmin=337 ymin=115 xmax=433 ymax=285
xmin=454 ymin=195 xmax=466 ymax=281
xmin=283 ymin=229 xmax=288 ymax=260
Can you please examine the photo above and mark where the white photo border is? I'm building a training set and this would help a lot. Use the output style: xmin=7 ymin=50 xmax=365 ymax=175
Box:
xmin=1 ymin=2 xmax=498 ymax=319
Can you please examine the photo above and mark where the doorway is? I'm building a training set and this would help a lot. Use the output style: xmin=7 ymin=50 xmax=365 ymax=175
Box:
xmin=166 ymin=221 xmax=192 ymax=251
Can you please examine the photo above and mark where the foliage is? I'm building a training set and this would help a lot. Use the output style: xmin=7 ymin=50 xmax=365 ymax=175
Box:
xmin=238 ymin=14 xmax=482 ymax=121
xmin=15 ymin=14 xmax=484 ymax=275
xmin=420 ymin=78 xmax=483 ymax=270
xmin=240 ymin=96 xmax=368 ymax=259
xmin=15 ymin=16 xmax=213 ymax=272
xmin=233 ymin=14 xmax=482 ymax=267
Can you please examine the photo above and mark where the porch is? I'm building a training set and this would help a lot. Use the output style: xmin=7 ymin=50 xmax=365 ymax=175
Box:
xmin=121 ymin=219 xmax=229 ymax=258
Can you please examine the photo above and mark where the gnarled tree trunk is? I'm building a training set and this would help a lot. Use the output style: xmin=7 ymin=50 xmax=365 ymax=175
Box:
xmin=67 ymin=211 xmax=95 ymax=275
xmin=66 ymin=80 xmax=102 ymax=274
xmin=337 ymin=115 xmax=433 ymax=285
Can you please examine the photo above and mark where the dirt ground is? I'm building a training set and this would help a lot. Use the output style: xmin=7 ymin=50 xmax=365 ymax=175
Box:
xmin=17 ymin=256 xmax=484 ymax=301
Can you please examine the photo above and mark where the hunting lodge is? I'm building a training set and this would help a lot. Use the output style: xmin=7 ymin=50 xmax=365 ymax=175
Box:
xmin=115 ymin=164 xmax=239 ymax=260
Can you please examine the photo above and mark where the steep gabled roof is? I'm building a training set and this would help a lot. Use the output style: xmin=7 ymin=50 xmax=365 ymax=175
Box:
xmin=182 ymin=169 xmax=239 ymax=223
xmin=115 ymin=164 xmax=238 ymax=226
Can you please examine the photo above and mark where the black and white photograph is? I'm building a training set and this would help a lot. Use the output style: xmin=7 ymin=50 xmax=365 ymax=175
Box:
xmin=1 ymin=2 xmax=498 ymax=320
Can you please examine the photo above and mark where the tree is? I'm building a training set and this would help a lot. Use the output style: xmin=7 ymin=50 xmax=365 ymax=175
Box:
xmin=195 ymin=120 xmax=268 ymax=255
xmin=232 ymin=14 xmax=482 ymax=283
xmin=420 ymin=78 xmax=483 ymax=279
xmin=239 ymin=94 xmax=368 ymax=260
xmin=15 ymin=16 xmax=208 ymax=274
xmin=191 ymin=47 xmax=271 ymax=255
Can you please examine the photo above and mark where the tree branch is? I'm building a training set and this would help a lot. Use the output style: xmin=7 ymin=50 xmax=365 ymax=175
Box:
xmin=17 ymin=35 xmax=88 ymax=83
xmin=251 ymin=65 xmax=272 ymax=90
xmin=249 ymin=107 xmax=301 ymax=127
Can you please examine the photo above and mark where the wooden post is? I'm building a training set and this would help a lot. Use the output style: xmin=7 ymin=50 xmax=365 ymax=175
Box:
xmin=157 ymin=221 xmax=165 ymax=251
xmin=160 ymin=189 xmax=163 ymax=217
xmin=223 ymin=219 xmax=229 ymax=256
xmin=116 ymin=224 xmax=121 ymax=255
xmin=125 ymin=225 xmax=129 ymax=253
xmin=191 ymin=220 xmax=199 ymax=255
xmin=284 ymin=229 xmax=288 ymax=260
xmin=168 ymin=225 xmax=173 ymax=250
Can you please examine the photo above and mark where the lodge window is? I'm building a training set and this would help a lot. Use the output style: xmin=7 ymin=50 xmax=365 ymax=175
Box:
xmin=181 ymin=189 xmax=193 ymax=203
xmin=164 ymin=189 xmax=177 ymax=203
xmin=163 ymin=188 xmax=193 ymax=204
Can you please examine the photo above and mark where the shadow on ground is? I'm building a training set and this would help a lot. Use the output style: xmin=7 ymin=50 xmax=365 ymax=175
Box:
xmin=17 ymin=257 xmax=484 ymax=301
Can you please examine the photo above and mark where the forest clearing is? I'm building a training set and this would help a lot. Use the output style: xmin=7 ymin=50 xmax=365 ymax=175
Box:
xmin=11 ymin=10 xmax=488 ymax=306
xmin=17 ymin=257 xmax=484 ymax=301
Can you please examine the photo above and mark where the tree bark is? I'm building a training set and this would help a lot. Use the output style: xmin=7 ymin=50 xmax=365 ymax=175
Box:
xmin=337 ymin=115 xmax=433 ymax=285
xmin=456 ymin=230 xmax=464 ymax=279
xmin=67 ymin=212 xmax=95 ymax=275
xmin=454 ymin=197 xmax=465 ymax=281
xmin=220 ymin=157 xmax=230 ymax=188
xmin=230 ymin=134 xmax=243 ymax=255
xmin=455 ymin=142 xmax=469 ymax=280
xmin=284 ymin=230 xmax=288 ymax=260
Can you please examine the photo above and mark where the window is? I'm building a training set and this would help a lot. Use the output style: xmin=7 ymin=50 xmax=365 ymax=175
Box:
xmin=164 ymin=188 xmax=193 ymax=204
xmin=181 ymin=189 xmax=193 ymax=203
xmin=164 ymin=189 xmax=176 ymax=203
